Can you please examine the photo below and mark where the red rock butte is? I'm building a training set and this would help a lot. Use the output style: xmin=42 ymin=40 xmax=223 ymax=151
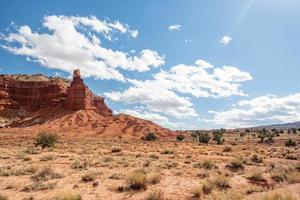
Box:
xmin=0 ymin=69 xmax=172 ymax=138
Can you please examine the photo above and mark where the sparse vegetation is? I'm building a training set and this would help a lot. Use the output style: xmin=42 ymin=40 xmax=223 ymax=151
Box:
xmin=198 ymin=132 xmax=211 ymax=144
xmin=126 ymin=169 xmax=147 ymax=190
xmin=176 ymin=134 xmax=185 ymax=141
xmin=247 ymin=169 xmax=266 ymax=182
xmin=285 ymin=139 xmax=297 ymax=147
xmin=145 ymin=189 xmax=164 ymax=200
xmin=31 ymin=165 xmax=63 ymax=182
xmin=250 ymin=153 xmax=263 ymax=163
xmin=34 ymin=132 xmax=58 ymax=150
xmin=262 ymin=193 xmax=297 ymax=200
xmin=54 ymin=189 xmax=82 ymax=200
xmin=81 ymin=171 xmax=97 ymax=182
xmin=0 ymin=194 xmax=8 ymax=200
xmin=225 ymin=158 xmax=244 ymax=171
xmin=212 ymin=129 xmax=225 ymax=144
xmin=144 ymin=132 xmax=157 ymax=141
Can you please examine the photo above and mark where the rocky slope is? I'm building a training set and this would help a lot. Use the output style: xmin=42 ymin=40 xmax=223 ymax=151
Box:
xmin=0 ymin=70 xmax=172 ymax=137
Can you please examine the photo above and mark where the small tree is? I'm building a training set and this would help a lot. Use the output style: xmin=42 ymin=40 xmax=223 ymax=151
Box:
xmin=212 ymin=130 xmax=224 ymax=144
xmin=198 ymin=132 xmax=211 ymax=144
xmin=266 ymin=131 xmax=275 ymax=142
xmin=144 ymin=132 xmax=157 ymax=141
xmin=258 ymin=128 xmax=267 ymax=143
xmin=34 ymin=132 xmax=58 ymax=150
xmin=176 ymin=134 xmax=185 ymax=141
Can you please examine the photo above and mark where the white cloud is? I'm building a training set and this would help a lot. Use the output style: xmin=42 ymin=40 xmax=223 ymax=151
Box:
xmin=195 ymin=59 xmax=214 ymax=69
xmin=207 ymin=93 xmax=300 ymax=128
xmin=0 ymin=15 xmax=164 ymax=81
xmin=106 ymin=59 xmax=252 ymax=121
xmin=105 ymin=79 xmax=198 ymax=118
xmin=168 ymin=24 xmax=181 ymax=31
xmin=213 ymin=66 xmax=253 ymax=82
xmin=220 ymin=35 xmax=232 ymax=45
xmin=153 ymin=61 xmax=252 ymax=98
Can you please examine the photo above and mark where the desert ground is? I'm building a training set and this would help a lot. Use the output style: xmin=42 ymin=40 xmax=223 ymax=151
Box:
xmin=0 ymin=129 xmax=299 ymax=200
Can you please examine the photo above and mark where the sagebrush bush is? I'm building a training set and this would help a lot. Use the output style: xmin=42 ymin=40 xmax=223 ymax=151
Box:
xmin=250 ymin=153 xmax=263 ymax=163
xmin=34 ymin=132 xmax=58 ymax=150
xmin=285 ymin=139 xmax=297 ymax=147
xmin=198 ymin=132 xmax=211 ymax=144
xmin=225 ymin=158 xmax=244 ymax=171
xmin=144 ymin=133 xmax=157 ymax=141
xmin=193 ymin=160 xmax=216 ymax=170
xmin=211 ymin=175 xmax=231 ymax=190
xmin=31 ymin=165 xmax=63 ymax=182
xmin=176 ymin=134 xmax=185 ymax=141
xmin=81 ymin=172 xmax=97 ymax=182
xmin=247 ymin=170 xmax=265 ymax=182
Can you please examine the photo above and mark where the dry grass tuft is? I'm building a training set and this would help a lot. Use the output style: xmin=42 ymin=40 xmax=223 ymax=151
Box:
xmin=145 ymin=189 xmax=164 ymax=200
xmin=126 ymin=169 xmax=147 ymax=190
xmin=54 ymin=189 xmax=82 ymax=200
xmin=262 ymin=193 xmax=297 ymax=200
xmin=31 ymin=165 xmax=64 ymax=182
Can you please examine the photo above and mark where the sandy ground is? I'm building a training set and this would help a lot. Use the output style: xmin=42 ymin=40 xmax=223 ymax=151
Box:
xmin=0 ymin=129 xmax=299 ymax=200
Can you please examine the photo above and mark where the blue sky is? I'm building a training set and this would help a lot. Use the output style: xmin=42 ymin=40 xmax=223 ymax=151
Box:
xmin=0 ymin=0 xmax=300 ymax=130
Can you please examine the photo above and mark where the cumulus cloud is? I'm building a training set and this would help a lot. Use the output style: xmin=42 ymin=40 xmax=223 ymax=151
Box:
xmin=105 ymin=79 xmax=198 ymax=118
xmin=168 ymin=24 xmax=181 ymax=31
xmin=0 ymin=15 xmax=164 ymax=81
xmin=220 ymin=35 xmax=232 ymax=45
xmin=207 ymin=93 xmax=300 ymax=128
xmin=106 ymin=59 xmax=252 ymax=120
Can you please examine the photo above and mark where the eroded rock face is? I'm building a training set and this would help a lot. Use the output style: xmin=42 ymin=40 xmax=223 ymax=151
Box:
xmin=64 ymin=69 xmax=112 ymax=116
xmin=0 ymin=69 xmax=112 ymax=120
xmin=0 ymin=75 xmax=69 ymax=111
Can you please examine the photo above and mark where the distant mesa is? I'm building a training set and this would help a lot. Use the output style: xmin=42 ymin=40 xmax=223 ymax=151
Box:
xmin=0 ymin=69 xmax=172 ymax=137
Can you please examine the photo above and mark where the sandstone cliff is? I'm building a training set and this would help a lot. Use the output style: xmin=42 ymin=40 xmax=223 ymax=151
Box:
xmin=0 ymin=70 xmax=172 ymax=137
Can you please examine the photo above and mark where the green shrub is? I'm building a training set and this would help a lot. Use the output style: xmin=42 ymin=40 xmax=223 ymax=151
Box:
xmin=176 ymin=134 xmax=185 ymax=141
xmin=212 ymin=130 xmax=225 ymax=144
xmin=144 ymin=133 xmax=157 ymax=141
xmin=285 ymin=139 xmax=297 ymax=147
xmin=34 ymin=132 xmax=58 ymax=150
xmin=198 ymin=132 xmax=211 ymax=144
